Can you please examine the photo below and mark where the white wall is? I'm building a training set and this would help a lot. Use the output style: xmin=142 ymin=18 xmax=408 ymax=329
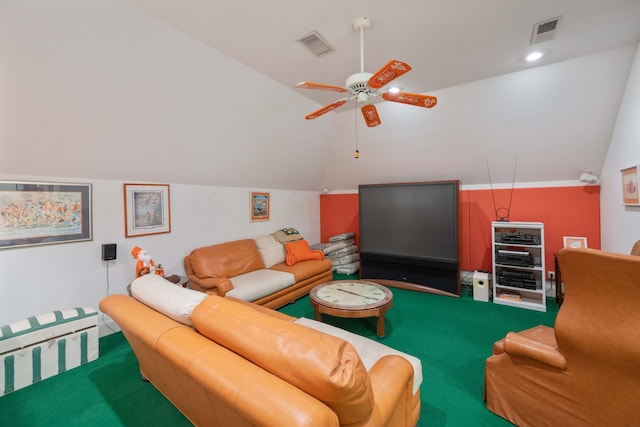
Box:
xmin=0 ymin=1 xmax=329 ymax=328
xmin=0 ymin=0 xmax=333 ymax=191
xmin=0 ymin=173 xmax=321 ymax=327
xmin=600 ymin=43 xmax=640 ymax=253
xmin=321 ymin=45 xmax=636 ymax=190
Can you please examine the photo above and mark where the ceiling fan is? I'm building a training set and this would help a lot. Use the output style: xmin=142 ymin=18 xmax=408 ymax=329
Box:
xmin=296 ymin=17 xmax=438 ymax=127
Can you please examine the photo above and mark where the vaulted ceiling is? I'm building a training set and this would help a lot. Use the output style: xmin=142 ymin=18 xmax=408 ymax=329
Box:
xmin=124 ymin=0 xmax=640 ymax=112
xmin=121 ymin=0 xmax=640 ymax=189
xmin=3 ymin=1 xmax=640 ymax=191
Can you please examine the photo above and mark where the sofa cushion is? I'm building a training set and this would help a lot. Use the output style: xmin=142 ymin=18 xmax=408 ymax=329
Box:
xmin=189 ymin=239 xmax=265 ymax=279
xmin=131 ymin=274 xmax=207 ymax=326
xmin=284 ymin=239 xmax=325 ymax=266
xmin=254 ymin=234 xmax=286 ymax=268
xmin=192 ymin=296 xmax=374 ymax=424
xmin=226 ymin=269 xmax=295 ymax=302
xmin=295 ymin=317 xmax=423 ymax=395
xmin=270 ymin=258 xmax=333 ymax=282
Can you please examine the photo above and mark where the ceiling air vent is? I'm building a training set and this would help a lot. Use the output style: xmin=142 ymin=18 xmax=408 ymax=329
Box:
xmin=297 ymin=30 xmax=335 ymax=57
xmin=531 ymin=16 xmax=561 ymax=45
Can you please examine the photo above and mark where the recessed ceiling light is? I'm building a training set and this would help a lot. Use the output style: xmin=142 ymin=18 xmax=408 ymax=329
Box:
xmin=388 ymin=87 xmax=401 ymax=93
xmin=526 ymin=52 xmax=543 ymax=62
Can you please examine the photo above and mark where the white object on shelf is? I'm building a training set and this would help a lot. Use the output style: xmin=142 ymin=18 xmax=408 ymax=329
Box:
xmin=492 ymin=221 xmax=546 ymax=312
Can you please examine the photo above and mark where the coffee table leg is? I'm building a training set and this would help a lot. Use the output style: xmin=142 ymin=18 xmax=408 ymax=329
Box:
xmin=376 ymin=315 xmax=385 ymax=337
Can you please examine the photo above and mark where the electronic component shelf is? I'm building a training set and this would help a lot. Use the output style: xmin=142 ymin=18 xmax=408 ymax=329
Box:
xmin=492 ymin=221 xmax=546 ymax=312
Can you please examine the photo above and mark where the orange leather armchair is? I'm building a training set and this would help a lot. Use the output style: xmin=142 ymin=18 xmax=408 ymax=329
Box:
xmin=485 ymin=248 xmax=640 ymax=426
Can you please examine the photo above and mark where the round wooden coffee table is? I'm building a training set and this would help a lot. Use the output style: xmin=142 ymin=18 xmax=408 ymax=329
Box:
xmin=310 ymin=280 xmax=393 ymax=337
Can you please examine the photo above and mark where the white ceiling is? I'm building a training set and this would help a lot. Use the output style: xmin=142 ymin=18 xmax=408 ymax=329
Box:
xmin=124 ymin=0 xmax=640 ymax=113
xmin=3 ymin=1 xmax=640 ymax=192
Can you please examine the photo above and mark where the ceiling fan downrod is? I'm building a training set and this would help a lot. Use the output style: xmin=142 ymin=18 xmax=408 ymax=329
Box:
xmin=353 ymin=16 xmax=371 ymax=74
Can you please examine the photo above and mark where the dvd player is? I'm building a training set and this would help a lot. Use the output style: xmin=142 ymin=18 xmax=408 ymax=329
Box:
xmin=498 ymin=233 xmax=541 ymax=245
xmin=496 ymin=250 xmax=533 ymax=267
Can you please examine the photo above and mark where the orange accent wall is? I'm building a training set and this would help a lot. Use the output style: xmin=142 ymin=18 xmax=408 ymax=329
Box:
xmin=320 ymin=186 xmax=600 ymax=273
xmin=320 ymin=194 xmax=360 ymax=247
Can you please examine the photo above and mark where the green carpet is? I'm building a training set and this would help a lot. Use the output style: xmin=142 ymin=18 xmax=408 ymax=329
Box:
xmin=0 ymin=283 xmax=558 ymax=426
xmin=0 ymin=330 xmax=190 ymax=427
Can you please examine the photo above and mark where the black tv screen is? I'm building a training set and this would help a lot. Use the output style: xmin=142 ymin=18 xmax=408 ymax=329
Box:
xmin=359 ymin=180 xmax=459 ymax=264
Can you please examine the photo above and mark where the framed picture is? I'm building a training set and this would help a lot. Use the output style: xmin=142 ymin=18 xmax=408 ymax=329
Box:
xmin=123 ymin=183 xmax=171 ymax=237
xmin=250 ymin=192 xmax=270 ymax=221
xmin=563 ymin=236 xmax=588 ymax=249
xmin=0 ymin=181 xmax=92 ymax=250
xmin=621 ymin=165 xmax=639 ymax=206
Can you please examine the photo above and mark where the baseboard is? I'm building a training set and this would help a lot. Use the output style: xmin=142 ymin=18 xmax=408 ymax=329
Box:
xmin=99 ymin=319 xmax=121 ymax=337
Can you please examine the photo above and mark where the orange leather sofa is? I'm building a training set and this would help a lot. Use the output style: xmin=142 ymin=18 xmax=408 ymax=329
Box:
xmin=184 ymin=237 xmax=332 ymax=309
xmin=485 ymin=248 xmax=640 ymax=426
xmin=100 ymin=275 xmax=421 ymax=427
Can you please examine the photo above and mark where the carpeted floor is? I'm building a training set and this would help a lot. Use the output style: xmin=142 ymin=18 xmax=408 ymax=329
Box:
xmin=0 ymin=282 xmax=558 ymax=426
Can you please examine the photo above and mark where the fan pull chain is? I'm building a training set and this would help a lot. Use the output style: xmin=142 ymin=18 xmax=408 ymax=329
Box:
xmin=354 ymin=102 xmax=360 ymax=158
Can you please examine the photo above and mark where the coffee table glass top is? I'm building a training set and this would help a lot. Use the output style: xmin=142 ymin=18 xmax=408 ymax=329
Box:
xmin=311 ymin=280 xmax=393 ymax=309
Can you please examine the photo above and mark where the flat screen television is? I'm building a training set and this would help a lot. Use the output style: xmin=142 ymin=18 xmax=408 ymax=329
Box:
xmin=359 ymin=180 xmax=460 ymax=296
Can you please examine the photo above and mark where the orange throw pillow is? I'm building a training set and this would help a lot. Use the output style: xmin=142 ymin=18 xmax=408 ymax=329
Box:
xmin=285 ymin=239 xmax=325 ymax=265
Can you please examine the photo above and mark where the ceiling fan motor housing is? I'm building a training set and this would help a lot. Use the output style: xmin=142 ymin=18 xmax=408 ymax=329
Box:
xmin=346 ymin=72 xmax=374 ymax=96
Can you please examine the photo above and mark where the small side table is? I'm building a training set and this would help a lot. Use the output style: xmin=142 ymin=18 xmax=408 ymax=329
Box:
xmin=165 ymin=274 xmax=190 ymax=288
xmin=127 ymin=274 xmax=189 ymax=295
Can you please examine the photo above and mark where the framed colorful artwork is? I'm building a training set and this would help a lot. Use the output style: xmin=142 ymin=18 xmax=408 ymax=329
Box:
xmin=0 ymin=181 xmax=92 ymax=250
xmin=250 ymin=192 xmax=270 ymax=221
xmin=563 ymin=236 xmax=588 ymax=249
xmin=621 ymin=165 xmax=639 ymax=206
xmin=123 ymin=183 xmax=171 ymax=237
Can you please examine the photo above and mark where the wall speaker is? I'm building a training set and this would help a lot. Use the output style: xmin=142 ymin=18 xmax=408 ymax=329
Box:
xmin=473 ymin=270 xmax=490 ymax=302
xmin=102 ymin=243 xmax=117 ymax=261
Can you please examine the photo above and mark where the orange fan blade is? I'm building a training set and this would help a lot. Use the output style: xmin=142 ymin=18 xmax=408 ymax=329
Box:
xmin=367 ymin=60 xmax=412 ymax=89
xmin=296 ymin=81 xmax=348 ymax=93
xmin=382 ymin=91 xmax=438 ymax=108
xmin=361 ymin=104 xmax=381 ymax=127
xmin=305 ymin=99 xmax=348 ymax=120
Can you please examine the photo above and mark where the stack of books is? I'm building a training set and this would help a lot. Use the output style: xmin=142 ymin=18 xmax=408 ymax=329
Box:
xmin=498 ymin=292 xmax=522 ymax=302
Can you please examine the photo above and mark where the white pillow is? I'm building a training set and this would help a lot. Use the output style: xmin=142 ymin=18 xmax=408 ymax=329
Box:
xmin=130 ymin=274 xmax=207 ymax=326
xmin=254 ymin=235 xmax=286 ymax=268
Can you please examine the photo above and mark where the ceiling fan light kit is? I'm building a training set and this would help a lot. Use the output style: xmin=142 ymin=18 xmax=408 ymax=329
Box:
xmin=296 ymin=17 xmax=438 ymax=127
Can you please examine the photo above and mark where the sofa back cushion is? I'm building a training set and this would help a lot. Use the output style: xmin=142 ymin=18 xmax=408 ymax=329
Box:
xmin=254 ymin=234 xmax=286 ymax=268
xmin=192 ymin=296 xmax=374 ymax=424
xmin=130 ymin=274 xmax=208 ymax=326
xmin=188 ymin=239 xmax=265 ymax=279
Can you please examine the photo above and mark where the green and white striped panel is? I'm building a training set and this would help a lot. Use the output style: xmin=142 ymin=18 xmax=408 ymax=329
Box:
xmin=0 ymin=307 xmax=98 ymax=396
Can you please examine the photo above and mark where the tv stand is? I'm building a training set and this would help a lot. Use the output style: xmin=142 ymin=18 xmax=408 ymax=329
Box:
xmin=368 ymin=279 xmax=459 ymax=297
xmin=360 ymin=252 xmax=460 ymax=296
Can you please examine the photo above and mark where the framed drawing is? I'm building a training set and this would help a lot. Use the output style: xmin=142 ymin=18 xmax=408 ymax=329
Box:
xmin=250 ymin=192 xmax=270 ymax=221
xmin=563 ymin=236 xmax=588 ymax=249
xmin=621 ymin=165 xmax=639 ymax=205
xmin=0 ymin=181 xmax=92 ymax=250
xmin=123 ymin=183 xmax=171 ymax=237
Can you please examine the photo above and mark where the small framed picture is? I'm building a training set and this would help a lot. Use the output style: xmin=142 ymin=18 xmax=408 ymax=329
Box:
xmin=250 ymin=192 xmax=270 ymax=221
xmin=123 ymin=183 xmax=171 ymax=237
xmin=621 ymin=165 xmax=639 ymax=205
xmin=563 ymin=236 xmax=587 ymax=249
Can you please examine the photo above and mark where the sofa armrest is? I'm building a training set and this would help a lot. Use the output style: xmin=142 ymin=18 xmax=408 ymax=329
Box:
xmin=362 ymin=355 xmax=416 ymax=427
xmin=187 ymin=275 xmax=234 ymax=296
xmin=504 ymin=331 xmax=567 ymax=370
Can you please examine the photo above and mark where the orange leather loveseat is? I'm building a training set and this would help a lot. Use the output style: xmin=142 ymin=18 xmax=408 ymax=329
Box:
xmin=485 ymin=248 xmax=640 ymax=426
xmin=100 ymin=275 xmax=421 ymax=427
xmin=184 ymin=235 xmax=332 ymax=309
